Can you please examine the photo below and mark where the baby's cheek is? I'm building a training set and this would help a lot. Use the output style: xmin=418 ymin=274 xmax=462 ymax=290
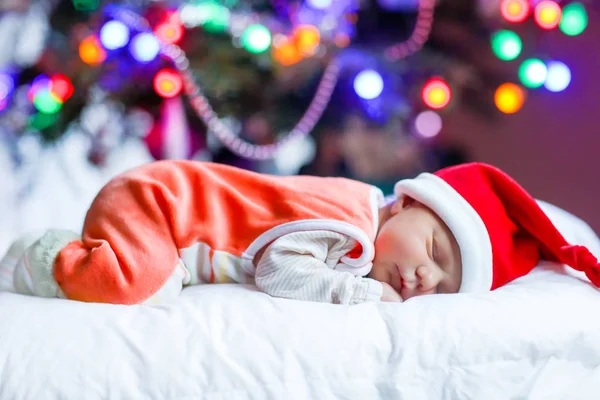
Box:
xmin=374 ymin=232 xmax=398 ymax=258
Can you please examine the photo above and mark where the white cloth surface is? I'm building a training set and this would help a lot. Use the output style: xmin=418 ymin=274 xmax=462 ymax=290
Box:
xmin=1 ymin=199 xmax=600 ymax=399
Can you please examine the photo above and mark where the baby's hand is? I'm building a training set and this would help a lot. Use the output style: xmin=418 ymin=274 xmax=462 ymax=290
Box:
xmin=380 ymin=282 xmax=403 ymax=302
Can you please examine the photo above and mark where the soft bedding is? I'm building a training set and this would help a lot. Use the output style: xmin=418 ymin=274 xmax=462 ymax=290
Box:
xmin=1 ymin=201 xmax=600 ymax=399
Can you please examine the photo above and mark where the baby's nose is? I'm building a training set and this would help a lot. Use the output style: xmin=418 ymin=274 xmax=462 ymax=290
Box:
xmin=416 ymin=265 xmax=440 ymax=291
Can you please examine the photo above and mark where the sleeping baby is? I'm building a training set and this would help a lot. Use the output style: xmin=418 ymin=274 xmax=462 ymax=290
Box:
xmin=1 ymin=160 xmax=599 ymax=305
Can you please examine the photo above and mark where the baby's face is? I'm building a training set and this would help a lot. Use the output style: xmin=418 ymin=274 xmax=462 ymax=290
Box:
xmin=370 ymin=197 xmax=462 ymax=300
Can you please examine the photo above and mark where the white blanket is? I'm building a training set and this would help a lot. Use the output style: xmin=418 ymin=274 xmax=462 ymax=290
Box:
xmin=1 ymin=201 xmax=600 ymax=399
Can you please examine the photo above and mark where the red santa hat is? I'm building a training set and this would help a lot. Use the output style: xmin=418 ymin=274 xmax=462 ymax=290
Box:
xmin=394 ymin=162 xmax=600 ymax=293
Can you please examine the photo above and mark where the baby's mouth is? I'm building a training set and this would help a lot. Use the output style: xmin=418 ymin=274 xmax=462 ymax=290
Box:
xmin=394 ymin=264 xmax=404 ymax=292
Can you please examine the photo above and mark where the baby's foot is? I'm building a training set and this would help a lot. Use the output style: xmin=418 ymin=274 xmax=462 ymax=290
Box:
xmin=0 ymin=233 xmax=41 ymax=293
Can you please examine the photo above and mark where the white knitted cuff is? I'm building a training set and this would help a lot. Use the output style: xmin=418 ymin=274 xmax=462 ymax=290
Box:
xmin=351 ymin=278 xmax=383 ymax=304
xmin=363 ymin=278 xmax=383 ymax=302
xmin=23 ymin=229 xmax=80 ymax=298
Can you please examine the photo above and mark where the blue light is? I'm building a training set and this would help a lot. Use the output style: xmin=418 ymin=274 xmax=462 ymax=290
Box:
xmin=0 ymin=73 xmax=14 ymax=101
xmin=354 ymin=70 xmax=384 ymax=100
xmin=307 ymin=0 xmax=332 ymax=9
xmin=129 ymin=32 xmax=160 ymax=63
xmin=100 ymin=20 xmax=130 ymax=50
xmin=544 ymin=61 xmax=571 ymax=92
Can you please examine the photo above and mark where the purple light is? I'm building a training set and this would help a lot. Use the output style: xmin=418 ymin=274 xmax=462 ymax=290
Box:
xmin=0 ymin=73 xmax=14 ymax=101
xmin=307 ymin=0 xmax=332 ymax=10
xmin=414 ymin=110 xmax=442 ymax=138
xmin=28 ymin=75 xmax=51 ymax=101
xmin=377 ymin=0 xmax=419 ymax=11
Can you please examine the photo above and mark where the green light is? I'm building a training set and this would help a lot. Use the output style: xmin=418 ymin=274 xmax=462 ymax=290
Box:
xmin=241 ymin=24 xmax=272 ymax=54
xmin=560 ymin=3 xmax=588 ymax=36
xmin=491 ymin=30 xmax=522 ymax=61
xmin=33 ymin=90 xmax=62 ymax=114
xmin=30 ymin=112 xmax=59 ymax=131
xmin=518 ymin=59 xmax=547 ymax=88
xmin=198 ymin=3 xmax=230 ymax=33
xmin=72 ymin=0 xmax=100 ymax=12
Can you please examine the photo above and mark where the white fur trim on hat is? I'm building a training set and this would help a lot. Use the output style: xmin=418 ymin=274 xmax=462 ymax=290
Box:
xmin=21 ymin=229 xmax=80 ymax=298
xmin=394 ymin=173 xmax=493 ymax=293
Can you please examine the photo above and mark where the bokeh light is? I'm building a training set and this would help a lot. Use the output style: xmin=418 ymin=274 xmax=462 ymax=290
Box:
xmin=179 ymin=3 xmax=230 ymax=32
xmin=500 ymin=0 xmax=530 ymax=23
xmin=130 ymin=33 xmax=160 ymax=62
xmin=79 ymin=35 xmax=106 ymax=65
xmin=354 ymin=70 xmax=384 ymax=100
xmin=559 ymin=2 xmax=588 ymax=36
xmin=534 ymin=1 xmax=562 ymax=30
xmin=72 ymin=0 xmax=100 ymax=12
xmin=422 ymin=78 xmax=452 ymax=110
xmin=49 ymin=74 xmax=74 ymax=102
xmin=155 ymin=13 xmax=184 ymax=45
xmin=0 ymin=73 xmax=15 ymax=102
xmin=518 ymin=59 xmax=547 ymax=88
xmin=378 ymin=0 xmax=420 ymax=12
xmin=293 ymin=25 xmax=321 ymax=56
xmin=33 ymin=89 xmax=63 ymax=114
xmin=544 ymin=61 xmax=571 ymax=92
xmin=273 ymin=38 xmax=303 ymax=66
xmin=414 ymin=110 xmax=442 ymax=138
xmin=100 ymin=20 xmax=130 ymax=50
xmin=153 ymin=69 xmax=183 ymax=98
xmin=241 ymin=24 xmax=272 ymax=54
xmin=28 ymin=75 xmax=51 ymax=102
xmin=491 ymin=30 xmax=522 ymax=61
xmin=494 ymin=83 xmax=526 ymax=114
xmin=334 ymin=34 xmax=351 ymax=48
xmin=307 ymin=0 xmax=333 ymax=9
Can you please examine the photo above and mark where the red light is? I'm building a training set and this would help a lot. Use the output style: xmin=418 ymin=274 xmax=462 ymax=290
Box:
xmin=50 ymin=74 xmax=74 ymax=102
xmin=154 ymin=69 xmax=183 ymax=98
xmin=155 ymin=22 xmax=184 ymax=44
xmin=422 ymin=78 xmax=452 ymax=110
xmin=501 ymin=0 xmax=530 ymax=23
xmin=534 ymin=1 xmax=562 ymax=30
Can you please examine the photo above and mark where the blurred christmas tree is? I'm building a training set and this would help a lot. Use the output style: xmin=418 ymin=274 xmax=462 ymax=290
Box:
xmin=0 ymin=0 xmax=591 ymax=171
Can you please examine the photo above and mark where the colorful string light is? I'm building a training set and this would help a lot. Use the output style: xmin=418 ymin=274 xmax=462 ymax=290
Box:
xmin=518 ymin=59 xmax=547 ymax=88
xmin=414 ymin=110 xmax=442 ymax=138
xmin=100 ymin=20 xmax=130 ymax=50
xmin=534 ymin=1 xmax=562 ymax=30
xmin=241 ymin=24 xmax=272 ymax=54
xmin=384 ymin=0 xmax=436 ymax=61
xmin=130 ymin=32 xmax=160 ymax=62
xmin=422 ymin=78 xmax=452 ymax=110
xmin=79 ymin=35 xmax=106 ymax=65
xmin=500 ymin=0 xmax=530 ymax=23
xmin=92 ymin=0 xmax=436 ymax=160
xmin=560 ymin=3 xmax=588 ymax=36
xmin=491 ymin=30 xmax=522 ymax=61
xmin=544 ymin=61 xmax=571 ymax=92
xmin=494 ymin=83 xmax=526 ymax=114
xmin=0 ymin=73 xmax=14 ymax=102
xmin=154 ymin=69 xmax=183 ymax=98
xmin=49 ymin=75 xmax=74 ymax=102
xmin=354 ymin=70 xmax=384 ymax=100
